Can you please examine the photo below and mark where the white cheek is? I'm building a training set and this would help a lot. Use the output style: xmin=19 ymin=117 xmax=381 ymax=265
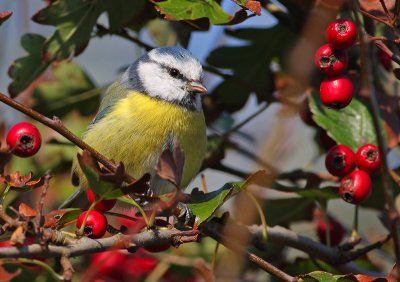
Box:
xmin=138 ymin=62 xmax=186 ymax=101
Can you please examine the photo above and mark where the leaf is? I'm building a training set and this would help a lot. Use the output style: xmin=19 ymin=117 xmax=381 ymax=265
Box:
xmin=206 ymin=26 xmax=295 ymax=110
xmin=297 ymin=270 xmax=392 ymax=282
xmin=310 ymin=93 xmax=383 ymax=151
xmin=232 ymin=0 xmax=261 ymax=15
xmin=0 ymin=262 xmax=21 ymax=282
xmin=156 ymin=143 xmax=185 ymax=188
xmin=9 ymin=0 xmax=146 ymax=95
xmin=10 ymin=226 xmax=25 ymax=246
xmin=4 ymin=171 xmax=45 ymax=192
xmin=264 ymin=198 xmax=315 ymax=226
xmin=154 ymin=0 xmax=232 ymax=25
xmin=19 ymin=203 xmax=38 ymax=218
xmin=32 ymin=61 xmax=99 ymax=118
xmin=8 ymin=34 xmax=48 ymax=97
xmin=50 ymin=208 xmax=83 ymax=228
xmin=77 ymin=151 xmax=123 ymax=200
xmin=0 ymin=11 xmax=12 ymax=26
xmin=187 ymin=170 xmax=266 ymax=225
xmin=32 ymin=0 xmax=145 ymax=61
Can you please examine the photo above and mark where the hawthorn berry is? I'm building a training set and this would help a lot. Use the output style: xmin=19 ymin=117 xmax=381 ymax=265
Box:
xmin=143 ymin=219 xmax=171 ymax=253
xmin=377 ymin=49 xmax=392 ymax=71
xmin=76 ymin=210 xmax=108 ymax=239
xmin=299 ymin=98 xmax=317 ymax=127
xmin=325 ymin=144 xmax=355 ymax=177
xmin=87 ymin=189 xmax=117 ymax=212
xmin=339 ymin=170 xmax=372 ymax=204
xmin=314 ymin=44 xmax=348 ymax=76
xmin=316 ymin=218 xmax=344 ymax=246
xmin=320 ymin=75 xmax=354 ymax=109
xmin=6 ymin=122 xmax=42 ymax=157
xmin=355 ymin=144 xmax=381 ymax=174
xmin=326 ymin=19 xmax=357 ymax=50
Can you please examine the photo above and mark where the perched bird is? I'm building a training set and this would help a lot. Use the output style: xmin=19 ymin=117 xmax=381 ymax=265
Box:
xmin=70 ymin=46 xmax=207 ymax=202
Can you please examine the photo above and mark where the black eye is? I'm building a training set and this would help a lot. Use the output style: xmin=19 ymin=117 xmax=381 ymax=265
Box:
xmin=169 ymin=68 xmax=180 ymax=78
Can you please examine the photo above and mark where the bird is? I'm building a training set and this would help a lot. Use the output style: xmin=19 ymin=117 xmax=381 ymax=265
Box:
xmin=68 ymin=46 xmax=207 ymax=205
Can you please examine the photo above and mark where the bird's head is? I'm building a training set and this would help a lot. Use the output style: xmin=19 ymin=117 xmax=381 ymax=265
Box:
xmin=123 ymin=46 xmax=207 ymax=111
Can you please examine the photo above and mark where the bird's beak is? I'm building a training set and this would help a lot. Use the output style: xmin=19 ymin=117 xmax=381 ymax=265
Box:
xmin=188 ymin=81 xmax=208 ymax=94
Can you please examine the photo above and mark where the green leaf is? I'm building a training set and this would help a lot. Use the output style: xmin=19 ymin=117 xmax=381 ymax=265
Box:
xmin=32 ymin=61 xmax=99 ymax=118
xmin=309 ymin=93 xmax=385 ymax=151
xmin=56 ymin=208 xmax=83 ymax=227
xmin=154 ymin=0 xmax=231 ymax=25
xmin=33 ymin=0 xmax=145 ymax=61
xmin=81 ymin=164 xmax=124 ymax=200
xmin=264 ymin=198 xmax=314 ymax=226
xmin=8 ymin=34 xmax=49 ymax=97
xmin=8 ymin=0 xmax=146 ymax=95
xmin=206 ymin=26 xmax=295 ymax=109
xmin=299 ymin=271 xmax=337 ymax=282
xmin=187 ymin=171 xmax=266 ymax=225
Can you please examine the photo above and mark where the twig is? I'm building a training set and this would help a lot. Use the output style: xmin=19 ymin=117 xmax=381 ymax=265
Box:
xmin=60 ymin=255 xmax=74 ymax=282
xmin=351 ymin=1 xmax=400 ymax=275
xmin=379 ymin=0 xmax=392 ymax=21
xmin=201 ymin=217 xmax=387 ymax=276
xmin=389 ymin=168 xmax=400 ymax=186
xmin=0 ymin=92 xmax=136 ymax=184
xmin=202 ymin=223 xmax=295 ymax=282
xmin=35 ymin=172 xmax=51 ymax=234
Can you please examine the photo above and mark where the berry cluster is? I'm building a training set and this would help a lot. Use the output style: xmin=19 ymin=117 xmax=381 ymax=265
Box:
xmin=325 ymin=143 xmax=381 ymax=204
xmin=315 ymin=19 xmax=357 ymax=109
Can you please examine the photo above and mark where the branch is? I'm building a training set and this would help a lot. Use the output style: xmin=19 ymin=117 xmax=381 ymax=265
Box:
xmin=201 ymin=221 xmax=295 ymax=282
xmin=0 ymin=92 xmax=136 ymax=184
xmin=0 ymin=228 xmax=199 ymax=258
xmin=202 ymin=218 xmax=387 ymax=277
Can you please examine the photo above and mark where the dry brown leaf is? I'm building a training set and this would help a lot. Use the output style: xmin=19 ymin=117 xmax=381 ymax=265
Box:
xmin=156 ymin=143 xmax=185 ymax=188
xmin=0 ymin=11 xmax=12 ymax=26
xmin=10 ymin=226 xmax=25 ymax=246
xmin=19 ymin=202 xmax=37 ymax=218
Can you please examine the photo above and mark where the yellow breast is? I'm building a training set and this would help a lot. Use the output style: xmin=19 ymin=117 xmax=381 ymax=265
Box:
xmin=81 ymin=91 xmax=207 ymax=190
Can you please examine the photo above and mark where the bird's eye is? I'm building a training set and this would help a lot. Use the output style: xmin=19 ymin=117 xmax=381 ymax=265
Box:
xmin=169 ymin=68 xmax=180 ymax=78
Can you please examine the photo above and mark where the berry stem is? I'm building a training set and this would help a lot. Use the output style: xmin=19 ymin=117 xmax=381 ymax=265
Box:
xmin=351 ymin=205 xmax=359 ymax=238
xmin=3 ymin=258 xmax=64 ymax=281
xmin=244 ymin=190 xmax=268 ymax=241
xmin=211 ymin=241 xmax=220 ymax=272
xmin=320 ymin=201 xmax=331 ymax=247
xmin=78 ymin=201 xmax=97 ymax=237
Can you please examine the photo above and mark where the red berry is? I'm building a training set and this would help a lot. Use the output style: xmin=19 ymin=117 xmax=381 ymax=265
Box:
xmin=320 ymin=75 xmax=354 ymax=109
xmin=76 ymin=210 xmax=108 ymax=239
xmin=87 ymin=189 xmax=116 ymax=212
xmin=317 ymin=129 xmax=337 ymax=151
xmin=325 ymin=144 xmax=355 ymax=177
xmin=91 ymin=251 xmax=126 ymax=279
xmin=314 ymin=44 xmax=348 ymax=76
xmin=299 ymin=98 xmax=317 ymax=127
xmin=339 ymin=170 xmax=372 ymax=204
xmin=355 ymin=144 xmax=381 ymax=174
xmin=317 ymin=218 xmax=344 ymax=246
xmin=6 ymin=122 xmax=42 ymax=157
xmin=326 ymin=19 xmax=357 ymax=50
xmin=143 ymin=219 xmax=171 ymax=253
xmin=377 ymin=50 xmax=392 ymax=71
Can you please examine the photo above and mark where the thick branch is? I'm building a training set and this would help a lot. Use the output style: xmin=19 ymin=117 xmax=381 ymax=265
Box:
xmin=0 ymin=229 xmax=199 ymax=258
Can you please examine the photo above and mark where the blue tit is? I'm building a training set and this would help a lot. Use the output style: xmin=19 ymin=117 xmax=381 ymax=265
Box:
xmin=71 ymin=46 xmax=207 ymax=198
